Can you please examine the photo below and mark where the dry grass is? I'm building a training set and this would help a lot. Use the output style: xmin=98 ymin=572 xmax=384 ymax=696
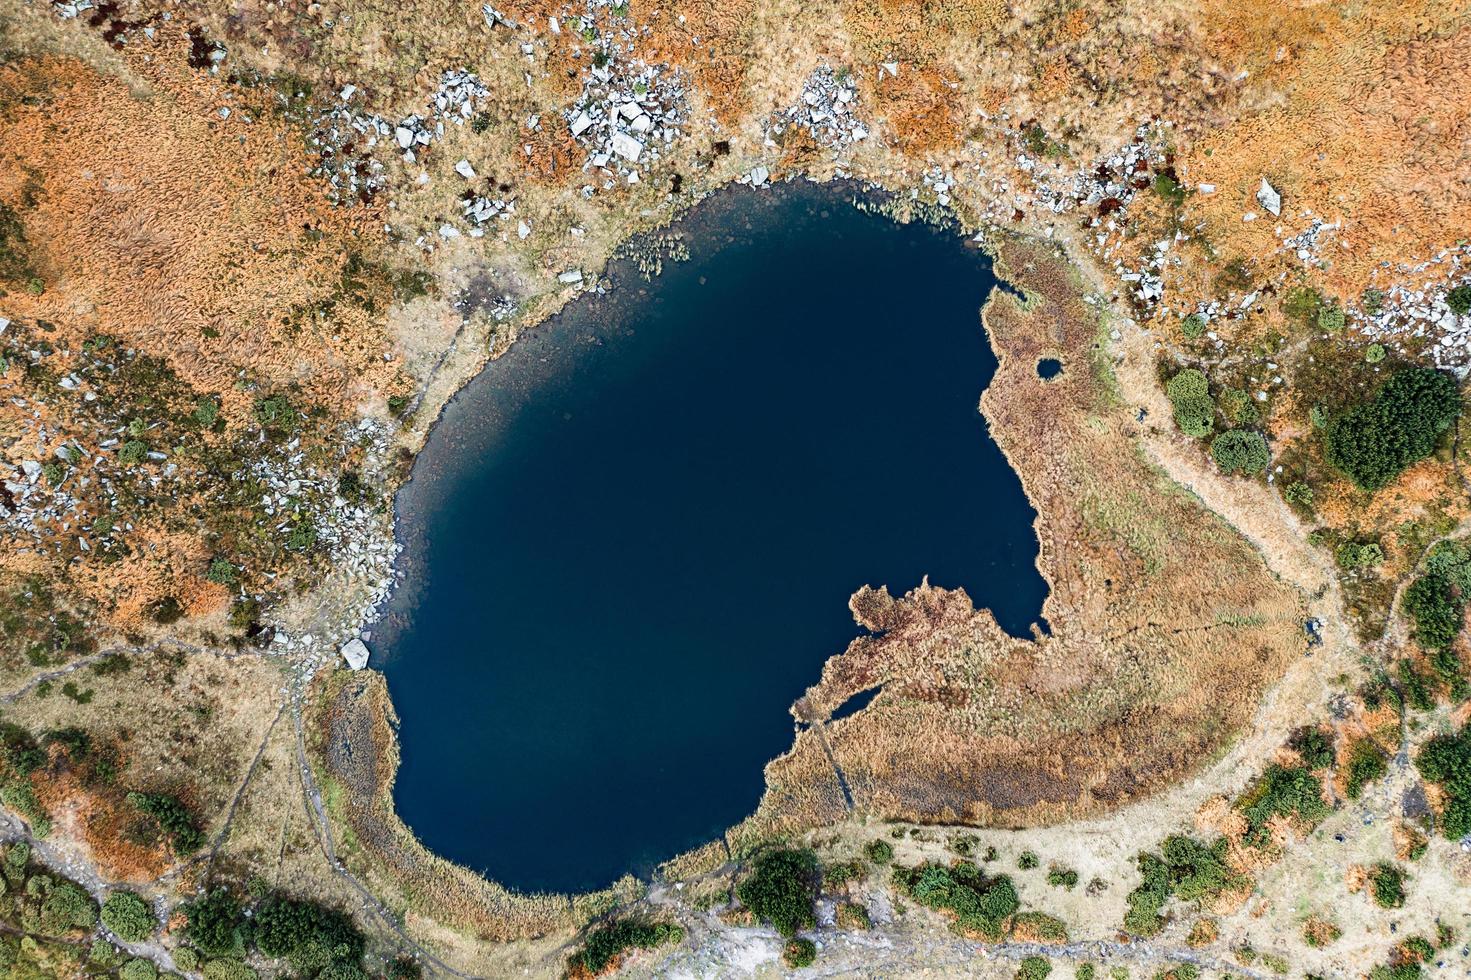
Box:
xmin=723 ymin=236 xmax=1304 ymax=852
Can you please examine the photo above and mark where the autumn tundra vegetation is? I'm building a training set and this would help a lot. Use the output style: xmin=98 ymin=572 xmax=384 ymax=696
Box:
xmin=1 ymin=0 xmax=1470 ymax=974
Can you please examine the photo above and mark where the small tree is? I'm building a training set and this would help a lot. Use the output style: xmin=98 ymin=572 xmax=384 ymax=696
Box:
xmin=1210 ymin=430 xmax=1270 ymax=474
xmin=736 ymin=849 xmax=819 ymax=937
xmin=102 ymin=890 xmax=156 ymax=942
xmin=1167 ymin=369 xmax=1214 ymax=438
xmin=183 ymin=890 xmax=243 ymax=959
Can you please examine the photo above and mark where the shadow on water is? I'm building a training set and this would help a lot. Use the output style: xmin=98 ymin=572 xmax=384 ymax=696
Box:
xmin=375 ymin=180 xmax=1049 ymax=894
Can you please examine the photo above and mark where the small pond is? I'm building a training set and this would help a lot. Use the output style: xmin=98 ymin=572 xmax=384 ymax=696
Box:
xmin=376 ymin=181 xmax=1048 ymax=894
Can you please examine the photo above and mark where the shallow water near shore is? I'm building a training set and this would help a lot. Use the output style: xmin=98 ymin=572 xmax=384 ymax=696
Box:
xmin=377 ymin=180 xmax=1048 ymax=894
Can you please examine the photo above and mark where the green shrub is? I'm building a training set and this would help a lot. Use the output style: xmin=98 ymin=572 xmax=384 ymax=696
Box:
xmin=1013 ymin=911 xmax=1068 ymax=941
xmin=1076 ymin=966 xmax=1096 ymax=980
xmin=127 ymin=792 xmax=205 ymax=854
xmin=890 ymin=862 xmax=1019 ymax=939
xmin=863 ymin=839 xmax=893 ymax=865
xmin=90 ymin=940 xmax=124 ymax=967
xmin=203 ymin=961 xmax=258 ymax=980
xmin=193 ymin=397 xmax=220 ymax=427
xmin=1324 ymin=367 xmax=1461 ymax=491
xmin=1167 ymin=369 xmax=1215 ymax=438
xmin=253 ymin=395 xmax=298 ymax=430
xmin=206 ymin=559 xmax=238 ymax=586
xmin=252 ymin=893 xmax=364 ymax=974
xmin=1124 ymin=835 xmax=1240 ymax=936
xmin=1211 ymin=429 xmax=1270 ymax=475
xmin=31 ymin=878 xmax=99 ymax=936
xmin=1366 ymin=343 xmax=1386 ymax=363
xmin=1046 ymin=866 xmax=1078 ymax=890
xmin=836 ymin=902 xmax=870 ymax=930
xmin=118 ymin=441 xmax=148 ymax=466
xmin=1426 ymin=538 xmax=1471 ymax=588
xmin=386 ymin=956 xmax=422 ymax=980
xmin=1236 ymin=765 xmax=1329 ymax=845
xmin=102 ymin=890 xmax=156 ymax=942
xmin=1284 ymin=286 xmax=1323 ymax=324
xmin=183 ymin=890 xmax=243 ymax=958
xmin=1017 ymin=850 xmax=1039 ymax=870
xmin=1402 ymin=573 xmax=1465 ymax=650
xmin=782 ymin=937 xmax=816 ymax=968
xmin=121 ymin=959 xmax=159 ymax=980
xmin=1289 ymin=726 xmax=1335 ymax=770
xmin=1017 ymin=955 xmax=1052 ymax=979
xmin=172 ymin=948 xmax=201 ymax=972
xmin=736 ymin=849 xmax=819 ymax=937
xmin=1447 ymin=285 xmax=1471 ymax=315
xmin=1417 ymin=726 xmax=1471 ymax=839
xmin=1344 ymin=740 xmax=1389 ymax=799
xmin=0 ymin=782 xmax=50 ymax=836
xmin=1219 ymin=388 xmax=1258 ymax=426
xmin=567 ymin=918 xmax=682 ymax=971
xmin=1336 ymin=540 xmax=1384 ymax=569
xmin=1318 ymin=305 xmax=1346 ymax=332
xmin=1181 ymin=314 xmax=1206 ymax=339
xmin=1369 ymin=862 xmax=1406 ymax=908
xmin=822 ymin=860 xmax=865 ymax=889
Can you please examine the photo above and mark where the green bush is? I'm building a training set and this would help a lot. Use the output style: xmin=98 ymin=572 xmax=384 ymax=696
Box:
xmin=1236 ymin=765 xmax=1329 ymax=845
xmin=890 ymin=862 xmax=1018 ymax=939
xmin=1318 ymin=305 xmax=1346 ymax=332
xmin=193 ymin=397 xmax=220 ymax=427
xmin=253 ymin=395 xmax=298 ymax=430
xmin=1402 ymin=573 xmax=1465 ymax=650
xmin=206 ymin=559 xmax=238 ymax=586
xmin=1369 ymin=862 xmax=1406 ymax=908
xmin=1284 ymin=286 xmax=1323 ymax=324
xmin=1324 ymin=368 xmax=1461 ymax=491
xmin=782 ymin=937 xmax=816 ymax=968
xmin=822 ymin=860 xmax=865 ymax=889
xmin=253 ymin=893 xmax=364 ymax=975
xmin=118 ymin=441 xmax=149 ymax=466
xmin=1017 ymin=850 xmax=1039 ymax=870
xmin=1167 ymin=369 xmax=1215 ymax=438
xmin=1211 ymin=429 xmax=1270 ymax=474
xmin=863 ymin=839 xmax=893 ymax=865
xmin=102 ymin=890 xmax=156 ymax=942
xmin=32 ymin=879 xmax=99 ymax=936
xmin=172 ymin=948 xmax=201 ymax=972
xmin=1426 ymin=538 xmax=1471 ymax=588
xmin=1123 ymin=836 xmax=1239 ymax=937
xmin=203 ymin=961 xmax=258 ymax=980
xmin=1417 ymin=726 xmax=1471 ymax=839
xmin=1181 ymin=314 xmax=1206 ymax=339
xmin=1447 ymin=285 xmax=1471 ymax=316
xmin=1336 ymin=540 xmax=1384 ymax=569
xmin=1017 ymin=956 xmax=1053 ymax=980
xmin=736 ymin=849 xmax=819 ymax=938
xmin=121 ymin=959 xmax=159 ymax=980
xmin=386 ymin=956 xmax=422 ymax=980
xmin=1289 ymin=726 xmax=1335 ymax=770
xmin=1366 ymin=343 xmax=1386 ymax=363
xmin=1046 ymin=866 xmax=1078 ymax=890
xmin=1219 ymin=388 xmax=1258 ymax=426
xmin=183 ymin=890 xmax=243 ymax=959
xmin=1344 ymin=740 xmax=1389 ymax=799
xmin=127 ymin=792 xmax=205 ymax=854
xmin=90 ymin=940 xmax=124 ymax=967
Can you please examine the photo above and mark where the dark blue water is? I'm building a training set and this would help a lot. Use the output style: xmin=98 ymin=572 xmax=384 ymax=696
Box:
xmin=378 ymin=181 xmax=1048 ymax=895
